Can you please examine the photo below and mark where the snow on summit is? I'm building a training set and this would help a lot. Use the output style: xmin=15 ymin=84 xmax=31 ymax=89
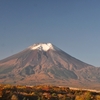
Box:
xmin=29 ymin=43 xmax=57 ymax=51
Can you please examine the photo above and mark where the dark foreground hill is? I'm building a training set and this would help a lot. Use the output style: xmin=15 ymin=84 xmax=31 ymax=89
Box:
xmin=1 ymin=85 xmax=100 ymax=100
xmin=0 ymin=43 xmax=100 ymax=89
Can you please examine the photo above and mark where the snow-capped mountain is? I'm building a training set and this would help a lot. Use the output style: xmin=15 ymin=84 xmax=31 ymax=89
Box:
xmin=29 ymin=43 xmax=59 ymax=51
xmin=0 ymin=43 xmax=100 ymax=89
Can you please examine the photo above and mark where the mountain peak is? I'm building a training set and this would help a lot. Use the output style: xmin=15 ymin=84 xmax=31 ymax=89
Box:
xmin=29 ymin=43 xmax=57 ymax=51
xmin=0 ymin=42 xmax=99 ymax=89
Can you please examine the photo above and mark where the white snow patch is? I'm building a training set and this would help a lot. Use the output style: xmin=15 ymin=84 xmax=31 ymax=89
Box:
xmin=29 ymin=43 xmax=58 ymax=51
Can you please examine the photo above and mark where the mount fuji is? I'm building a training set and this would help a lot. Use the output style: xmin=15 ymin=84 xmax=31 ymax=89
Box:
xmin=0 ymin=43 xmax=100 ymax=89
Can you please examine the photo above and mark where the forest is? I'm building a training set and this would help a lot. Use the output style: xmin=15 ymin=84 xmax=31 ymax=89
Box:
xmin=0 ymin=84 xmax=100 ymax=100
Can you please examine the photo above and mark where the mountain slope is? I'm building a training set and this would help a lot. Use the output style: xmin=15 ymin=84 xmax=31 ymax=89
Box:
xmin=0 ymin=43 xmax=100 ymax=89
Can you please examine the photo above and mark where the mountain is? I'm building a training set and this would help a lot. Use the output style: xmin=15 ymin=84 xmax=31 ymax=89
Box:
xmin=0 ymin=43 xmax=100 ymax=89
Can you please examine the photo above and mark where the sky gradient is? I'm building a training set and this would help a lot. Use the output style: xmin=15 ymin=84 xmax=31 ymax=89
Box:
xmin=0 ymin=0 xmax=100 ymax=66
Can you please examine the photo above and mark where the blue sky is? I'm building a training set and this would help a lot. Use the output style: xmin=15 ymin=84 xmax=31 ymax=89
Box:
xmin=0 ymin=0 xmax=100 ymax=66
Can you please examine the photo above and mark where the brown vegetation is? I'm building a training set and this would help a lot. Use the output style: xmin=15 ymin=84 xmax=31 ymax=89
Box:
xmin=0 ymin=84 xmax=100 ymax=100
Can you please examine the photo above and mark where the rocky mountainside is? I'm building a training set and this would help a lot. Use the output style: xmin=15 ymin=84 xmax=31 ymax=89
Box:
xmin=0 ymin=43 xmax=100 ymax=89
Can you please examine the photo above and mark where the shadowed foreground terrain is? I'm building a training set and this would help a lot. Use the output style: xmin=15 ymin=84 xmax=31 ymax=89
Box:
xmin=0 ymin=84 xmax=100 ymax=100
